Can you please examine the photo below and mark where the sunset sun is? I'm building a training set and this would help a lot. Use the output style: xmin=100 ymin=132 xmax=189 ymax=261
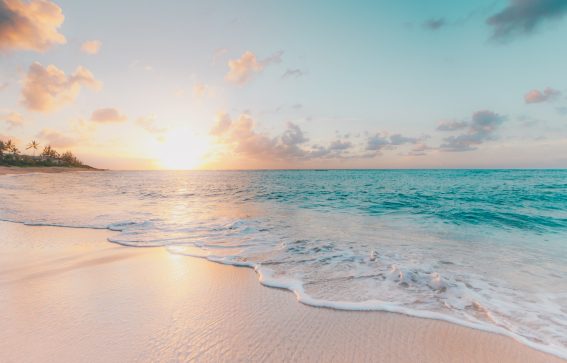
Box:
xmin=156 ymin=130 xmax=210 ymax=170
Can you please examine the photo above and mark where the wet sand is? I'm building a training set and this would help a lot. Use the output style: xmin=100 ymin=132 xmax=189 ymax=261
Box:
xmin=0 ymin=221 xmax=563 ymax=362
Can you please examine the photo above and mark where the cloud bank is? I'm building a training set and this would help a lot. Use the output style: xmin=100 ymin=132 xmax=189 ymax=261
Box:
xmin=210 ymin=113 xmax=424 ymax=163
xmin=0 ymin=0 xmax=65 ymax=52
xmin=21 ymin=62 xmax=101 ymax=112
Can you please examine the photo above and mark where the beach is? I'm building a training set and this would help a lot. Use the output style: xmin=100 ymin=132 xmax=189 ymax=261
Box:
xmin=0 ymin=220 xmax=562 ymax=362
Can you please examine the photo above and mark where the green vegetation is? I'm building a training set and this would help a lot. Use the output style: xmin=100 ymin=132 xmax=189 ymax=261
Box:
xmin=0 ymin=139 xmax=91 ymax=168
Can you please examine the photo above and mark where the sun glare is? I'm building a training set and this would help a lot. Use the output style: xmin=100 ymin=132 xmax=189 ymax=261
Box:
xmin=156 ymin=130 xmax=210 ymax=170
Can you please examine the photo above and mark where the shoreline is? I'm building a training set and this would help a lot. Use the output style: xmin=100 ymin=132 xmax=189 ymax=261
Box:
xmin=178 ymin=246 xmax=567 ymax=360
xmin=0 ymin=220 xmax=563 ymax=362
xmin=0 ymin=165 xmax=101 ymax=175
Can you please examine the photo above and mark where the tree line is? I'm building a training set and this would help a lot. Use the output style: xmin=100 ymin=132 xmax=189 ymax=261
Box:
xmin=0 ymin=139 xmax=85 ymax=167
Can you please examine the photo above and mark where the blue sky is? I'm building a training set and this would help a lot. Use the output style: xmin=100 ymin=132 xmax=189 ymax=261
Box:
xmin=1 ymin=0 xmax=566 ymax=169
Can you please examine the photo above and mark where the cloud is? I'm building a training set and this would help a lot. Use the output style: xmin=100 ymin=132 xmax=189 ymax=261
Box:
xmin=129 ymin=60 xmax=153 ymax=72
xmin=366 ymin=133 xmax=391 ymax=151
xmin=210 ymin=113 xmax=429 ymax=163
xmin=136 ymin=116 xmax=167 ymax=140
xmin=389 ymin=134 xmax=419 ymax=145
xmin=487 ymin=0 xmax=567 ymax=41
xmin=80 ymin=39 xmax=101 ymax=55
xmin=437 ymin=120 xmax=469 ymax=131
xmin=21 ymin=62 xmax=101 ymax=112
xmin=366 ymin=132 xmax=421 ymax=151
xmin=193 ymin=82 xmax=214 ymax=98
xmin=407 ymin=143 xmax=433 ymax=156
xmin=2 ymin=111 xmax=24 ymax=128
xmin=329 ymin=139 xmax=352 ymax=150
xmin=0 ymin=0 xmax=65 ymax=52
xmin=210 ymin=112 xmax=232 ymax=136
xmin=440 ymin=110 xmax=506 ymax=152
xmin=0 ymin=132 xmax=19 ymax=144
xmin=263 ymin=50 xmax=284 ymax=65
xmin=0 ymin=82 xmax=8 ymax=91
xmin=282 ymin=68 xmax=305 ymax=79
xmin=211 ymin=47 xmax=228 ymax=64
xmin=281 ymin=121 xmax=308 ymax=145
xmin=90 ymin=108 xmax=127 ymax=123
xmin=36 ymin=128 xmax=76 ymax=148
xmin=524 ymin=87 xmax=561 ymax=103
xmin=210 ymin=113 xmax=356 ymax=161
xmin=423 ymin=18 xmax=446 ymax=30
xmin=225 ymin=51 xmax=283 ymax=84
xmin=211 ymin=113 xmax=283 ymax=157
xmin=70 ymin=117 xmax=97 ymax=138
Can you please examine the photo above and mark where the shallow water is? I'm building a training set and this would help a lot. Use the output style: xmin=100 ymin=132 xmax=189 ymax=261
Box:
xmin=1 ymin=170 xmax=566 ymax=358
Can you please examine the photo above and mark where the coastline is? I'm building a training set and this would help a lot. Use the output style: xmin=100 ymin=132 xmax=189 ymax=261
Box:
xmin=0 ymin=220 xmax=563 ymax=362
xmin=0 ymin=165 xmax=101 ymax=175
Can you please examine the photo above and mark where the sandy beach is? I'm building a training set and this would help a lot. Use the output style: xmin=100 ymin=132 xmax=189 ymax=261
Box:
xmin=0 ymin=220 xmax=562 ymax=363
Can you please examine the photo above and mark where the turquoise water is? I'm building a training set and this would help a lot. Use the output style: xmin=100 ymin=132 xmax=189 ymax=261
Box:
xmin=0 ymin=170 xmax=566 ymax=357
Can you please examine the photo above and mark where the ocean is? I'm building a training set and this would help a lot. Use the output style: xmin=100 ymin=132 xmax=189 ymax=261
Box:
xmin=1 ymin=169 xmax=566 ymax=358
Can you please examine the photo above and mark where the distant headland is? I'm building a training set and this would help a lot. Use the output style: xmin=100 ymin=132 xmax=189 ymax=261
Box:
xmin=0 ymin=139 xmax=97 ymax=170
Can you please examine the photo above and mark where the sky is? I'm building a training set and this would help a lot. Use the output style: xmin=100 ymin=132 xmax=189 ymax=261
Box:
xmin=1 ymin=0 xmax=567 ymax=170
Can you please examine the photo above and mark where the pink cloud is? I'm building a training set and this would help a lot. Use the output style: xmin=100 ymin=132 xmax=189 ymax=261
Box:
xmin=225 ymin=51 xmax=283 ymax=85
xmin=0 ymin=0 xmax=66 ymax=52
xmin=2 ymin=111 xmax=24 ymax=128
xmin=21 ymin=62 xmax=101 ymax=112
xmin=36 ymin=128 xmax=76 ymax=148
xmin=80 ymin=40 xmax=101 ymax=55
xmin=524 ymin=87 xmax=561 ymax=104
xmin=90 ymin=108 xmax=127 ymax=123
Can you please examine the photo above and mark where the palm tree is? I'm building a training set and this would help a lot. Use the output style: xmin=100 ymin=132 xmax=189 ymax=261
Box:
xmin=5 ymin=139 xmax=14 ymax=152
xmin=4 ymin=140 xmax=18 ymax=157
xmin=26 ymin=140 xmax=40 ymax=157
xmin=0 ymin=140 xmax=5 ymax=158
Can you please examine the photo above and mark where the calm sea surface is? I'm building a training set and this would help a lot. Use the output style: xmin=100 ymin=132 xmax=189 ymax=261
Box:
xmin=1 ymin=170 xmax=566 ymax=357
